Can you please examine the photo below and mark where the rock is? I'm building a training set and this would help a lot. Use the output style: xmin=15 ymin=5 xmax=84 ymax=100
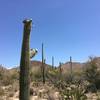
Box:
xmin=31 ymin=96 xmax=38 ymax=100
xmin=92 ymin=95 xmax=98 ymax=100
xmin=53 ymin=92 xmax=61 ymax=100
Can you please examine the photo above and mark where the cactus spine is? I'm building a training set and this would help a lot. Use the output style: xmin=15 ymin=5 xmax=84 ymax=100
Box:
xmin=42 ymin=43 xmax=45 ymax=84
xmin=19 ymin=19 xmax=32 ymax=100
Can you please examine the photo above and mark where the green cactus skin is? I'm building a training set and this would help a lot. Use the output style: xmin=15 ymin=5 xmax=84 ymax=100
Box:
xmin=42 ymin=43 xmax=45 ymax=84
xmin=19 ymin=19 xmax=32 ymax=100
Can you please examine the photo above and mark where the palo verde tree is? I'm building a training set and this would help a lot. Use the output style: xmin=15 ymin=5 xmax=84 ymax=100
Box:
xmin=19 ymin=19 xmax=32 ymax=100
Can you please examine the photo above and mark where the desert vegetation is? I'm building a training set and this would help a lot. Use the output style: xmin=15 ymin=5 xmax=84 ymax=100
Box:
xmin=0 ymin=56 xmax=100 ymax=100
xmin=0 ymin=20 xmax=100 ymax=100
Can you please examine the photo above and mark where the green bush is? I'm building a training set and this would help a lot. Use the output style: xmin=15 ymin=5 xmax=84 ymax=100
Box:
xmin=54 ymin=80 xmax=87 ymax=100
xmin=30 ymin=70 xmax=42 ymax=82
xmin=83 ymin=57 xmax=100 ymax=91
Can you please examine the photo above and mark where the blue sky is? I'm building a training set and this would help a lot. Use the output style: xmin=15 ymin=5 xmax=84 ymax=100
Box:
xmin=0 ymin=0 xmax=100 ymax=68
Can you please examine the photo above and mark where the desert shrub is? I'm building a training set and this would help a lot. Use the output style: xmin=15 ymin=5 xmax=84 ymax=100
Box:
xmin=10 ymin=71 xmax=19 ymax=80
xmin=63 ymin=74 xmax=73 ymax=84
xmin=30 ymin=70 xmax=42 ymax=82
xmin=0 ymin=87 xmax=5 ymax=96
xmin=86 ymin=83 xmax=97 ymax=93
xmin=8 ymin=92 xmax=14 ymax=97
xmin=0 ymin=69 xmax=19 ymax=86
xmin=54 ymin=80 xmax=66 ymax=90
xmin=61 ymin=84 xmax=87 ymax=100
xmin=47 ymin=68 xmax=60 ymax=83
xmin=2 ymin=75 xmax=13 ymax=86
xmin=54 ymin=80 xmax=87 ymax=100
xmin=83 ymin=57 xmax=100 ymax=91
xmin=63 ymin=71 xmax=83 ymax=85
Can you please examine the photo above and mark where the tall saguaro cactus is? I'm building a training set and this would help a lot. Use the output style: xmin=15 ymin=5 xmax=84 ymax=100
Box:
xmin=59 ymin=62 xmax=62 ymax=80
xmin=19 ymin=19 xmax=32 ymax=100
xmin=52 ymin=56 xmax=54 ymax=69
xmin=42 ymin=43 xmax=45 ymax=84
xmin=70 ymin=56 xmax=73 ymax=82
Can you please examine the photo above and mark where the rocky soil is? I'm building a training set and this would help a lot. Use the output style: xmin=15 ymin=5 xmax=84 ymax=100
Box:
xmin=0 ymin=82 xmax=61 ymax=100
xmin=0 ymin=82 xmax=100 ymax=100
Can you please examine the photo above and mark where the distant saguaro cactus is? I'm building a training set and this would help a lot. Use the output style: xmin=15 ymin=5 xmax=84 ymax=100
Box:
xmin=19 ymin=19 xmax=32 ymax=100
xmin=42 ymin=43 xmax=45 ymax=84
xmin=70 ymin=56 xmax=73 ymax=82
xmin=59 ymin=62 xmax=62 ymax=80
xmin=52 ymin=56 xmax=54 ymax=69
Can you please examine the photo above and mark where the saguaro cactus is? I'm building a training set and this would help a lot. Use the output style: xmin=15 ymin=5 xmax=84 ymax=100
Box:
xmin=70 ymin=56 xmax=73 ymax=82
xmin=59 ymin=62 xmax=62 ymax=80
xmin=52 ymin=56 xmax=54 ymax=69
xmin=42 ymin=43 xmax=45 ymax=84
xmin=19 ymin=19 xmax=32 ymax=100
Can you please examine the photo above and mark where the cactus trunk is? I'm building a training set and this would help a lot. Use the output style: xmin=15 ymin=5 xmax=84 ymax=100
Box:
xmin=19 ymin=19 xmax=32 ymax=100
xmin=70 ymin=56 xmax=73 ymax=82
xmin=42 ymin=43 xmax=45 ymax=84
xmin=52 ymin=56 xmax=54 ymax=69
xmin=59 ymin=62 xmax=62 ymax=80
